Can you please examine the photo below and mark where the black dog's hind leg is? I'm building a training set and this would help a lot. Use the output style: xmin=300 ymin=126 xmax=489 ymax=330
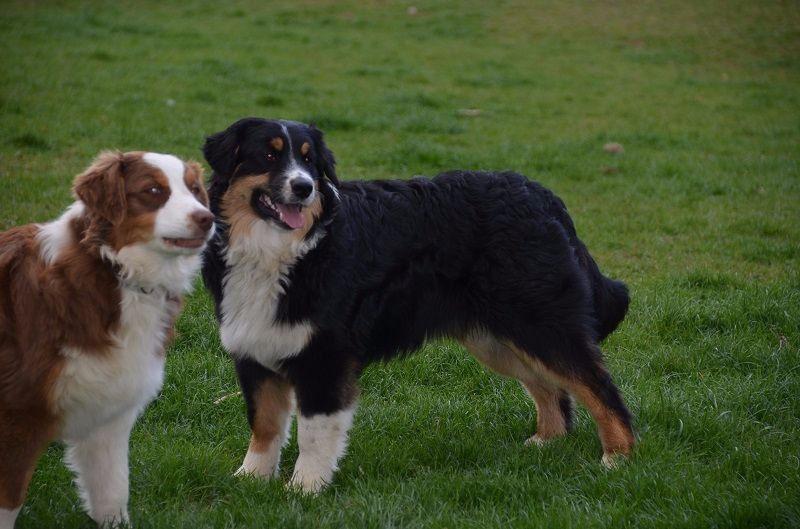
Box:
xmin=504 ymin=335 xmax=634 ymax=467
xmin=462 ymin=331 xmax=574 ymax=445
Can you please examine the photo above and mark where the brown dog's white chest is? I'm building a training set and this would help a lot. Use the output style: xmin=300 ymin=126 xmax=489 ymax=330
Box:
xmin=54 ymin=288 xmax=174 ymax=440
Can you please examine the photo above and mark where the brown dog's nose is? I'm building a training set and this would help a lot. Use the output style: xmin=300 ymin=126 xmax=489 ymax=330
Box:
xmin=192 ymin=210 xmax=214 ymax=233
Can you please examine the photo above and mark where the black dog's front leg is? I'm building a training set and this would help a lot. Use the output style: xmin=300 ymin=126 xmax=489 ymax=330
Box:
xmin=282 ymin=336 xmax=361 ymax=493
xmin=234 ymin=357 xmax=294 ymax=479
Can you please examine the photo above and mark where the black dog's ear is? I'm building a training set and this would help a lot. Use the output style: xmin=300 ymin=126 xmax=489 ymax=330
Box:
xmin=202 ymin=128 xmax=240 ymax=177
xmin=310 ymin=125 xmax=339 ymax=187
xmin=202 ymin=117 xmax=266 ymax=177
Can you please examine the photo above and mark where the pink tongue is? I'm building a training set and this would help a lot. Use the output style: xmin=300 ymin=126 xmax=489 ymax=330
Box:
xmin=276 ymin=203 xmax=305 ymax=229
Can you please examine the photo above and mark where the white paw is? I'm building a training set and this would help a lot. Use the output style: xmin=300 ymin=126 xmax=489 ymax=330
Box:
xmin=0 ymin=507 xmax=22 ymax=529
xmin=288 ymin=458 xmax=333 ymax=494
xmin=524 ymin=434 xmax=550 ymax=447
xmin=234 ymin=447 xmax=280 ymax=478
xmin=601 ymin=452 xmax=626 ymax=469
xmin=92 ymin=507 xmax=129 ymax=528
xmin=234 ymin=464 xmax=267 ymax=478
xmin=289 ymin=406 xmax=355 ymax=494
xmin=287 ymin=474 xmax=327 ymax=494
xmin=234 ymin=464 xmax=278 ymax=479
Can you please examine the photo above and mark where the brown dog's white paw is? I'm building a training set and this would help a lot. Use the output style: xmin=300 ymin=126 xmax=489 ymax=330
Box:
xmin=524 ymin=434 xmax=550 ymax=447
xmin=601 ymin=451 xmax=628 ymax=469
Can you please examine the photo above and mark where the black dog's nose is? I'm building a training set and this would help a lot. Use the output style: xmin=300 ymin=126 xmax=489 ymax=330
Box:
xmin=291 ymin=179 xmax=313 ymax=199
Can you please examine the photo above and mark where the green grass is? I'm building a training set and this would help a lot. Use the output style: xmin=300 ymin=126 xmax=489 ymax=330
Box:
xmin=2 ymin=1 xmax=799 ymax=527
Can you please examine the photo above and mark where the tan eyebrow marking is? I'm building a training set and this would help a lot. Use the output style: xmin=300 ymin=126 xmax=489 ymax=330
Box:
xmin=300 ymin=142 xmax=310 ymax=156
xmin=270 ymin=137 xmax=284 ymax=151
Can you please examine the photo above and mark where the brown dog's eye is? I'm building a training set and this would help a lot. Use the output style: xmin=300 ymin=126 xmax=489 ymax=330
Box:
xmin=147 ymin=185 xmax=164 ymax=195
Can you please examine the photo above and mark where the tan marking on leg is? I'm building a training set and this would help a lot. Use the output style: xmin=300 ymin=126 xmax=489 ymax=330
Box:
xmin=237 ymin=377 xmax=294 ymax=478
xmin=522 ymin=380 xmax=568 ymax=444
xmin=462 ymin=330 xmax=524 ymax=377
xmin=461 ymin=330 xmax=568 ymax=444
xmin=502 ymin=341 xmax=634 ymax=462
xmin=220 ymin=174 xmax=271 ymax=241
xmin=570 ymin=384 xmax=634 ymax=463
xmin=250 ymin=377 xmax=293 ymax=453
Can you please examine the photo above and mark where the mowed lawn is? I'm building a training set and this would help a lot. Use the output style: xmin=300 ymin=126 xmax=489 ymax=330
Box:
xmin=2 ymin=1 xmax=799 ymax=527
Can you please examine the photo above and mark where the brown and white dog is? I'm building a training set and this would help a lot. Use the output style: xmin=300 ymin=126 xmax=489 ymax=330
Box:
xmin=0 ymin=152 xmax=214 ymax=528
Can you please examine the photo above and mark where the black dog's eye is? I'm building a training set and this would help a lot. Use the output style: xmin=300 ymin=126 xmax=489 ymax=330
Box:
xmin=303 ymin=154 xmax=312 ymax=164
xmin=266 ymin=152 xmax=277 ymax=162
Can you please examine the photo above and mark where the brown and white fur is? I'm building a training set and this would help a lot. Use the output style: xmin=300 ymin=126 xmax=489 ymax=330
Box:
xmin=0 ymin=151 xmax=214 ymax=528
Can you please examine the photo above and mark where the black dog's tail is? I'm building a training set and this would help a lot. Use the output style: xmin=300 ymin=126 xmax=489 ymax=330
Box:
xmin=593 ymin=271 xmax=630 ymax=342
xmin=576 ymin=241 xmax=630 ymax=341
xmin=531 ymin=179 xmax=630 ymax=342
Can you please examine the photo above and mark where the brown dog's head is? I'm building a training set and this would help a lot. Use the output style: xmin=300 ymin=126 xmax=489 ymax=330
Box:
xmin=73 ymin=151 xmax=215 ymax=255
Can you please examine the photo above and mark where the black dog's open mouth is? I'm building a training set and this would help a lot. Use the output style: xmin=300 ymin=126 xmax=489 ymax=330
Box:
xmin=252 ymin=189 xmax=305 ymax=230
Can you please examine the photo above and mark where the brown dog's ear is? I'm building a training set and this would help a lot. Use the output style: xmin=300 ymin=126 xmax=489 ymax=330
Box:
xmin=73 ymin=151 xmax=127 ymax=225
xmin=184 ymin=160 xmax=209 ymax=206
xmin=184 ymin=160 xmax=206 ymax=185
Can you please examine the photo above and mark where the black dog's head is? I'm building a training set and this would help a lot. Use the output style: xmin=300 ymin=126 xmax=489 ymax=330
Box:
xmin=203 ymin=118 xmax=338 ymax=235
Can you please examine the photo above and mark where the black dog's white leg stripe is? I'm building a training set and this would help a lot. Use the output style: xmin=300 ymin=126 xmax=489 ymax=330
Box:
xmin=289 ymin=403 xmax=357 ymax=493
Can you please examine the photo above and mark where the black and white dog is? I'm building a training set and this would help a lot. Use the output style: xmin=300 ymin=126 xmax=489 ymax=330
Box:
xmin=202 ymin=117 xmax=634 ymax=492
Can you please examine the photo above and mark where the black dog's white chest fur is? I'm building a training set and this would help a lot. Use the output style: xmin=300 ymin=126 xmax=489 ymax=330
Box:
xmin=219 ymin=220 xmax=322 ymax=369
